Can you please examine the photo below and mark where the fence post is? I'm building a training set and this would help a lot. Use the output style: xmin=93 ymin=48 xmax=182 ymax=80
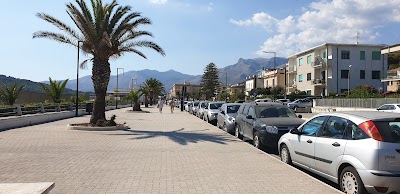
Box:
xmin=14 ymin=105 xmax=22 ymax=116
xmin=39 ymin=103 xmax=45 ymax=113
xmin=68 ymin=104 xmax=73 ymax=111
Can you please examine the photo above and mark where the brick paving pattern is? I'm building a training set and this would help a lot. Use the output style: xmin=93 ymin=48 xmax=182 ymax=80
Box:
xmin=0 ymin=107 xmax=341 ymax=193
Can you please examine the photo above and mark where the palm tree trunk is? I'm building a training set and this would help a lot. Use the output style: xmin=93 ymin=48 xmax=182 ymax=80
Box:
xmin=149 ymin=91 xmax=154 ymax=106
xmin=90 ymin=58 xmax=111 ymax=124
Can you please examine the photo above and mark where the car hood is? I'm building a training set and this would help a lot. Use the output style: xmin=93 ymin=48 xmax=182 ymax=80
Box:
xmin=208 ymin=109 xmax=219 ymax=113
xmin=257 ymin=117 xmax=304 ymax=127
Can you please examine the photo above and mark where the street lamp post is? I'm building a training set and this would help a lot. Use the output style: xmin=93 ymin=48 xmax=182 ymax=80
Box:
xmin=116 ymin=68 xmax=124 ymax=109
xmin=225 ymin=72 xmax=228 ymax=102
xmin=130 ymin=78 xmax=137 ymax=107
xmin=263 ymin=51 xmax=276 ymax=99
xmin=348 ymin=65 xmax=352 ymax=96
xmin=75 ymin=40 xmax=83 ymax=117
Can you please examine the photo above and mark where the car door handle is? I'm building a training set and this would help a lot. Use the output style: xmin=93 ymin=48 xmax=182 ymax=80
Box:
xmin=307 ymin=139 xmax=313 ymax=143
xmin=332 ymin=142 xmax=341 ymax=147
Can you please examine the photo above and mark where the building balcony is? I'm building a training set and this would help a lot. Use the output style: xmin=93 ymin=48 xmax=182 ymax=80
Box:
xmin=312 ymin=79 xmax=326 ymax=86
xmin=311 ymin=57 xmax=326 ymax=69
xmin=287 ymin=66 xmax=297 ymax=74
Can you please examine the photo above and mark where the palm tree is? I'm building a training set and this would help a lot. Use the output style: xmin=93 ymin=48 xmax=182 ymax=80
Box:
xmin=40 ymin=77 xmax=69 ymax=103
xmin=33 ymin=0 xmax=165 ymax=124
xmin=143 ymin=78 xmax=165 ymax=105
xmin=125 ymin=89 xmax=143 ymax=111
xmin=0 ymin=84 xmax=24 ymax=106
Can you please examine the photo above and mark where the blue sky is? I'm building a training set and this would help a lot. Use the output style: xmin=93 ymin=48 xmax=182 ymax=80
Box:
xmin=1 ymin=0 xmax=400 ymax=82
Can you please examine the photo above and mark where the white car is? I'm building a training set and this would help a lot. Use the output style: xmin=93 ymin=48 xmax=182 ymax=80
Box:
xmin=377 ymin=104 xmax=400 ymax=113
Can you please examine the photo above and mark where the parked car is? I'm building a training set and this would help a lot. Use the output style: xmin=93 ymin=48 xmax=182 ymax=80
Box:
xmin=184 ymin=101 xmax=191 ymax=111
xmin=278 ymin=111 xmax=400 ymax=194
xmin=275 ymin=99 xmax=291 ymax=105
xmin=217 ymin=103 xmax=241 ymax=134
xmin=203 ymin=102 xmax=224 ymax=125
xmin=191 ymin=101 xmax=200 ymax=115
xmin=234 ymin=102 xmax=304 ymax=149
xmin=196 ymin=101 xmax=208 ymax=119
xmin=377 ymin=104 xmax=400 ymax=113
xmin=255 ymin=98 xmax=272 ymax=103
xmin=287 ymin=98 xmax=312 ymax=112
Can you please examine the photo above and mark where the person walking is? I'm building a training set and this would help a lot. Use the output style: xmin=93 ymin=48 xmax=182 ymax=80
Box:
xmin=158 ymin=98 xmax=164 ymax=113
xmin=170 ymin=99 xmax=175 ymax=113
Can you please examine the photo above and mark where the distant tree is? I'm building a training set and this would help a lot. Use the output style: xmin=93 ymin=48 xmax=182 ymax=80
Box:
xmin=33 ymin=0 xmax=165 ymax=125
xmin=271 ymin=86 xmax=285 ymax=96
xmin=40 ymin=77 xmax=69 ymax=103
xmin=142 ymin=78 xmax=165 ymax=105
xmin=0 ymin=84 xmax=24 ymax=105
xmin=201 ymin=63 xmax=219 ymax=100
xmin=388 ymin=54 xmax=400 ymax=70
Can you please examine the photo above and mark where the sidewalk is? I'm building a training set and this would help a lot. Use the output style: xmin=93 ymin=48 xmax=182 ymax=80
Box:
xmin=0 ymin=107 xmax=340 ymax=194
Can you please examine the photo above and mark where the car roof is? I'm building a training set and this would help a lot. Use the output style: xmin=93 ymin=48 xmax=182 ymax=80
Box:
xmin=242 ymin=102 xmax=286 ymax=107
xmin=225 ymin=103 xmax=242 ymax=106
xmin=380 ymin=104 xmax=400 ymax=106
xmin=315 ymin=111 xmax=400 ymax=121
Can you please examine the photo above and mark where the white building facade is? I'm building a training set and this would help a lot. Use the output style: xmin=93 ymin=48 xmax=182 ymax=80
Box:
xmin=287 ymin=43 xmax=387 ymax=96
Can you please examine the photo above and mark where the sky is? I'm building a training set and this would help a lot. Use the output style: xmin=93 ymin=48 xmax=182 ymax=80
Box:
xmin=1 ymin=0 xmax=400 ymax=82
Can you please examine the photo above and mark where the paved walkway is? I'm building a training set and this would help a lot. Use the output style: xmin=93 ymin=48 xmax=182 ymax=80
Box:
xmin=0 ymin=107 xmax=340 ymax=194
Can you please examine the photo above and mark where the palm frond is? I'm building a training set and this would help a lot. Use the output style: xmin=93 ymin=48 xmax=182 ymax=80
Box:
xmin=36 ymin=13 xmax=81 ymax=40
xmin=33 ymin=31 xmax=76 ymax=44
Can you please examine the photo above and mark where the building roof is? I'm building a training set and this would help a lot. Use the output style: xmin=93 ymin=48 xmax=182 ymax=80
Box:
xmin=288 ymin=43 xmax=387 ymax=59
xmin=381 ymin=43 xmax=400 ymax=54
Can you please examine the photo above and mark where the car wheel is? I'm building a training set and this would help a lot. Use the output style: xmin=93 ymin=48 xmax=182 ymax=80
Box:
xmin=235 ymin=125 xmax=243 ymax=140
xmin=340 ymin=166 xmax=367 ymax=194
xmin=253 ymin=131 xmax=262 ymax=149
xmin=216 ymin=121 xmax=221 ymax=128
xmin=280 ymin=145 xmax=292 ymax=165
xmin=223 ymin=123 xmax=228 ymax=132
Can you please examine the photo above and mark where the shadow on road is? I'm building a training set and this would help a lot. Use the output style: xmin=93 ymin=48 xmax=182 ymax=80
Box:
xmin=108 ymin=128 xmax=239 ymax=145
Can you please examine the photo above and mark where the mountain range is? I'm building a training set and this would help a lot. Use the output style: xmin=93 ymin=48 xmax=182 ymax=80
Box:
xmin=64 ymin=57 xmax=287 ymax=92
xmin=1 ymin=57 xmax=287 ymax=94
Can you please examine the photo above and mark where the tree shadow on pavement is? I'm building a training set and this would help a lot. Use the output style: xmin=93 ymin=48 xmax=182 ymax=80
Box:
xmin=108 ymin=128 xmax=238 ymax=145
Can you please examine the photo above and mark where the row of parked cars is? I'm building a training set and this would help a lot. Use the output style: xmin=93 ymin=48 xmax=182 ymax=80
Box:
xmin=181 ymin=99 xmax=400 ymax=194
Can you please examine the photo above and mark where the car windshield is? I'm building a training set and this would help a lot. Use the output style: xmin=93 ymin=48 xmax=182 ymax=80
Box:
xmin=193 ymin=102 xmax=199 ymax=106
xmin=227 ymin=105 xmax=241 ymax=114
xmin=373 ymin=121 xmax=400 ymax=143
xmin=255 ymin=107 xmax=297 ymax=118
xmin=210 ymin=103 xmax=223 ymax=109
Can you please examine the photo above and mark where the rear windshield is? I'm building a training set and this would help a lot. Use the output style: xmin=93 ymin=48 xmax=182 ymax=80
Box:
xmin=255 ymin=107 xmax=297 ymax=118
xmin=210 ymin=103 xmax=223 ymax=109
xmin=374 ymin=121 xmax=400 ymax=143
xmin=227 ymin=105 xmax=241 ymax=114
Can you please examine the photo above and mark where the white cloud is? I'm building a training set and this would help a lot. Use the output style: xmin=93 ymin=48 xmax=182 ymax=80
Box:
xmin=231 ymin=0 xmax=400 ymax=57
xmin=207 ymin=3 xmax=214 ymax=12
xmin=229 ymin=12 xmax=278 ymax=30
xmin=149 ymin=0 xmax=167 ymax=5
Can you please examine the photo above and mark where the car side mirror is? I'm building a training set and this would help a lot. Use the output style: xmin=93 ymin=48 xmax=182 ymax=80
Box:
xmin=290 ymin=128 xmax=302 ymax=135
xmin=246 ymin=115 xmax=253 ymax=119
xmin=298 ymin=115 xmax=303 ymax=119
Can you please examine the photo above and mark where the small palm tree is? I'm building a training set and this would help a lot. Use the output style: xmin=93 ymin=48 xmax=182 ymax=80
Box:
xmin=33 ymin=0 xmax=165 ymax=124
xmin=0 ymin=84 xmax=24 ymax=105
xmin=126 ymin=90 xmax=143 ymax=111
xmin=40 ymin=77 xmax=69 ymax=103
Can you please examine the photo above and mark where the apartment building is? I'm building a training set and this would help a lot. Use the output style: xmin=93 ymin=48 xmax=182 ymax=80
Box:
xmin=381 ymin=43 xmax=400 ymax=92
xmin=260 ymin=68 xmax=285 ymax=88
xmin=287 ymin=43 xmax=387 ymax=96
xmin=228 ymin=83 xmax=245 ymax=96
xmin=170 ymin=83 xmax=202 ymax=98
xmin=245 ymin=75 xmax=264 ymax=96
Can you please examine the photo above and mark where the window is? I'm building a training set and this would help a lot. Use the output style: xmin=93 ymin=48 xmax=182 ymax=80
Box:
xmin=372 ymin=71 xmax=380 ymax=79
xmin=360 ymin=51 xmax=365 ymax=60
xmin=341 ymin=70 xmax=349 ymax=79
xmin=307 ymin=73 xmax=312 ymax=81
xmin=242 ymin=105 xmax=250 ymax=114
xmin=345 ymin=121 xmax=370 ymax=140
xmin=318 ymin=116 xmax=347 ymax=139
xmin=247 ymin=106 xmax=255 ymax=118
xmin=360 ymin=70 xmax=365 ymax=79
xmin=300 ymin=116 xmax=326 ymax=136
xmin=299 ymin=74 xmax=303 ymax=82
xmin=341 ymin=50 xmax=350 ymax=59
xmin=306 ymin=90 xmax=312 ymax=96
xmin=299 ymin=58 xmax=303 ymax=66
xmin=323 ymin=51 xmax=326 ymax=59
xmin=307 ymin=55 xmax=312 ymax=64
xmin=372 ymin=51 xmax=381 ymax=60
xmin=227 ymin=105 xmax=240 ymax=114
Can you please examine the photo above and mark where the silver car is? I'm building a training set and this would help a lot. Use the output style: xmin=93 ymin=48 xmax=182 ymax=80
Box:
xmin=216 ymin=103 xmax=241 ymax=134
xmin=278 ymin=111 xmax=400 ymax=194
xmin=196 ymin=101 xmax=208 ymax=119
xmin=287 ymin=98 xmax=312 ymax=112
xmin=203 ymin=102 xmax=224 ymax=125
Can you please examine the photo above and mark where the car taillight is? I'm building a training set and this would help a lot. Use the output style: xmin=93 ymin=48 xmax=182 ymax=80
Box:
xmin=358 ymin=120 xmax=383 ymax=141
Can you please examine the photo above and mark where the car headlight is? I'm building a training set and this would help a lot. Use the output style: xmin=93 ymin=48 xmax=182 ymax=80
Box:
xmin=228 ymin=117 xmax=235 ymax=122
xmin=261 ymin=125 xmax=278 ymax=134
